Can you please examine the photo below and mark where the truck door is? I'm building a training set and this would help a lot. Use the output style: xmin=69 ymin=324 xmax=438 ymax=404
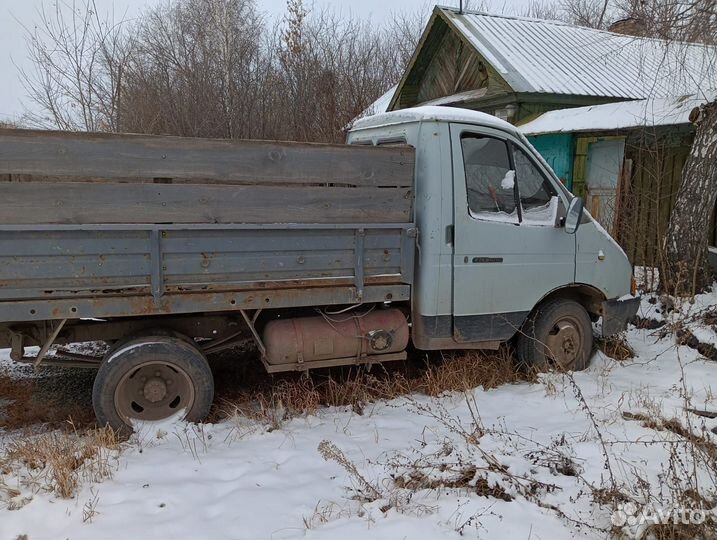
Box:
xmin=449 ymin=123 xmax=576 ymax=342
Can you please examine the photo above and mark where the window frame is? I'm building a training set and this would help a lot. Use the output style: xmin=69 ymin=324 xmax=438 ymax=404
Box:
xmin=509 ymin=141 xmax=560 ymax=217
xmin=459 ymin=128 xmax=567 ymax=226
xmin=459 ymin=132 xmax=523 ymax=223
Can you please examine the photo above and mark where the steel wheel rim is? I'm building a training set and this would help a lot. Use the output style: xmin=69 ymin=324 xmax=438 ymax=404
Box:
xmin=114 ymin=361 xmax=195 ymax=424
xmin=544 ymin=316 xmax=583 ymax=369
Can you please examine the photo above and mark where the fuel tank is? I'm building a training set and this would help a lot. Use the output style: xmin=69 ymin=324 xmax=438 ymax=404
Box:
xmin=263 ymin=308 xmax=409 ymax=366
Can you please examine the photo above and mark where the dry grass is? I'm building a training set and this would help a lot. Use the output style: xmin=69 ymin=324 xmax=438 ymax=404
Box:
xmin=212 ymin=347 xmax=532 ymax=426
xmin=1 ymin=424 xmax=120 ymax=499
xmin=596 ymin=334 xmax=636 ymax=361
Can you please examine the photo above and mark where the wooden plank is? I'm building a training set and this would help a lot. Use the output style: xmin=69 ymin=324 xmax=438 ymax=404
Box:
xmin=0 ymin=182 xmax=413 ymax=225
xmin=0 ymin=128 xmax=415 ymax=187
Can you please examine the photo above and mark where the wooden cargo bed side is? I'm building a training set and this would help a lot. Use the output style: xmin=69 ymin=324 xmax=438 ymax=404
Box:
xmin=0 ymin=128 xmax=415 ymax=225
xmin=0 ymin=129 xmax=417 ymax=323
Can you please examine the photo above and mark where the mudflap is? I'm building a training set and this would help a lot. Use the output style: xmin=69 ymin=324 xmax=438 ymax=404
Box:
xmin=602 ymin=296 xmax=640 ymax=337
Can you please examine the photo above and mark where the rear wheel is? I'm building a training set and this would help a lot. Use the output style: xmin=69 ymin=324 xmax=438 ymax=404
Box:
xmin=516 ymin=298 xmax=593 ymax=371
xmin=92 ymin=334 xmax=214 ymax=432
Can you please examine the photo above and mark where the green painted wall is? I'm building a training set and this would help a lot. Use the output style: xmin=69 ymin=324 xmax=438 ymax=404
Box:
xmin=527 ymin=133 xmax=574 ymax=190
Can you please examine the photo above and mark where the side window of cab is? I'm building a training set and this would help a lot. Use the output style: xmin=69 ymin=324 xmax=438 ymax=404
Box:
xmin=460 ymin=134 xmax=518 ymax=222
xmin=460 ymin=132 xmax=560 ymax=226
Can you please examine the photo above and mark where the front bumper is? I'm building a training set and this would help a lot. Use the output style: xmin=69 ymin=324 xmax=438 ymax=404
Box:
xmin=602 ymin=296 xmax=640 ymax=336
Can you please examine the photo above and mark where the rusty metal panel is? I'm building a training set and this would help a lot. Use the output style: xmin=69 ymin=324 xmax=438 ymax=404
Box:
xmin=0 ymin=284 xmax=411 ymax=323
xmin=0 ymin=223 xmax=415 ymax=323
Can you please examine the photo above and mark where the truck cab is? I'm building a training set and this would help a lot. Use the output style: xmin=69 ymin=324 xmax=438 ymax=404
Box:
xmin=348 ymin=106 xmax=638 ymax=368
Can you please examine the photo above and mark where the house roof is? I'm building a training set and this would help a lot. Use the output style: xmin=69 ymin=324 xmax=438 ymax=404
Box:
xmin=393 ymin=6 xmax=717 ymax=105
xmin=358 ymin=85 xmax=397 ymax=119
xmin=518 ymin=92 xmax=716 ymax=135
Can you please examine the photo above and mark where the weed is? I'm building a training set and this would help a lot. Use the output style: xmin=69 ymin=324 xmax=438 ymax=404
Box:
xmin=318 ymin=440 xmax=382 ymax=502
xmin=82 ymin=487 xmax=99 ymax=523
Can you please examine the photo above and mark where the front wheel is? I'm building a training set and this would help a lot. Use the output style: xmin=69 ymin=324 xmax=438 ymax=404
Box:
xmin=92 ymin=334 xmax=214 ymax=432
xmin=516 ymin=298 xmax=593 ymax=371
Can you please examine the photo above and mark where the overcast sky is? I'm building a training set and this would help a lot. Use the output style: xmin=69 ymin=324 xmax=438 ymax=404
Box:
xmin=0 ymin=0 xmax=521 ymax=122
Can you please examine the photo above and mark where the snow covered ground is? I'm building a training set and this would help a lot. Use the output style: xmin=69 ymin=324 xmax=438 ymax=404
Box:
xmin=1 ymin=293 xmax=717 ymax=540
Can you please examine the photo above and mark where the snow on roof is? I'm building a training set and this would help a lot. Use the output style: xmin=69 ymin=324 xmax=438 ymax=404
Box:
xmin=420 ymin=88 xmax=488 ymax=106
xmin=440 ymin=7 xmax=717 ymax=99
xmin=518 ymin=92 xmax=716 ymax=135
xmin=357 ymin=85 xmax=397 ymax=120
xmin=350 ymin=105 xmax=518 ymax=134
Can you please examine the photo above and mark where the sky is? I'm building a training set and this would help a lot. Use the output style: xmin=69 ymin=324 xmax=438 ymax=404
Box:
xmin=0 ymin=0 xmax=523 ymax=122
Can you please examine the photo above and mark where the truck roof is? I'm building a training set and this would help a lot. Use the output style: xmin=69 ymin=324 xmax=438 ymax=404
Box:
xmin=350 ymin=105 xmax=519 ymax=135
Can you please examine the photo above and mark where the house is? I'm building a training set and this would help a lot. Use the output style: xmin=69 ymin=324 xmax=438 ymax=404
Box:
xmin=365 ymin=6 xmax=717 ymax=265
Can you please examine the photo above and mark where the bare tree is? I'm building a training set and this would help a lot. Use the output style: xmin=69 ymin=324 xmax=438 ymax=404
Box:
xmin=560 ymin=0 xmax=612 ymax=27
xmin=522 ymin=0 xmax=567 ymax=20
xmin=120 ymin=0 xmax=264 ymax=138
xmin=18 ymin=0 xmax=432 ymax=141
xmin=19 ymin=0 xmax=133 ymax=131
xmin=273 ymin=0 xmax=404 ymax=141
xmin=613 ymin=0 xmax=717 ymax=43
xmin=386 ymin=7 xmax=429 ymax=66
xmin=660 ymin=101 xmax=717 ymax=295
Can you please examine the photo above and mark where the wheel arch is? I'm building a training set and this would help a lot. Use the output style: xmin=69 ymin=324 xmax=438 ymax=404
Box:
xmin=534 ymin=283 xmax=607 ymax=321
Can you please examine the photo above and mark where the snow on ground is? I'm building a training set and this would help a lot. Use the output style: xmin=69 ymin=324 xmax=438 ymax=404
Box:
xmin=2 ymin=295 xmax=717 ymax=539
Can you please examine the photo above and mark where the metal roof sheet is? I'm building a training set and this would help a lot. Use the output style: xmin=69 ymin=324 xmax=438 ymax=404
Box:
xmin=440 ymin=7 xmax=717 ymax=99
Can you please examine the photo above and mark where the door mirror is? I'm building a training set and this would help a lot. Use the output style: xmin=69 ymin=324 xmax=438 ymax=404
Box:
xmin=565 ymin=197 xmax=584 ymax=234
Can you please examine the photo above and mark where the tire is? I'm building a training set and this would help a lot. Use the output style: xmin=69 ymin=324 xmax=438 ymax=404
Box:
xmin=92 ymin=334 xmax=214 ymax=432
xmin=516 ymin=298 xmax=593 ymax=372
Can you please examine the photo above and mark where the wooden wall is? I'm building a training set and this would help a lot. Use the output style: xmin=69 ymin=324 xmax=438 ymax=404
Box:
xmin=615 ymin=128 xmax=693 ymax=266
xmin=393 ymin=15 xmax=513 ymax=110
